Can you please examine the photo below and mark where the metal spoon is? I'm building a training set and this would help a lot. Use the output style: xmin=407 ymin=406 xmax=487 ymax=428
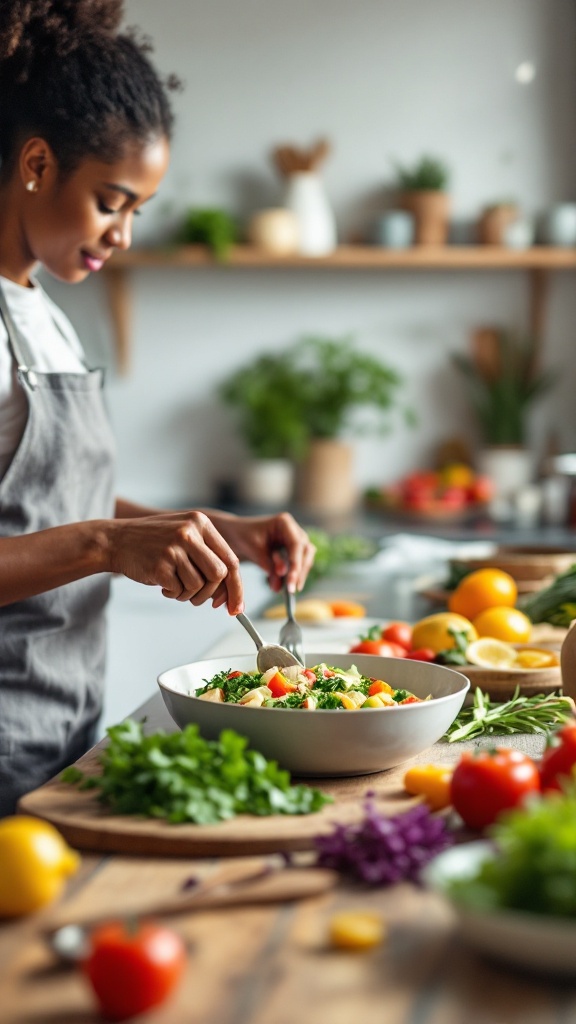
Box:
xmin=236 ymin=611 xmax=303 ymax=671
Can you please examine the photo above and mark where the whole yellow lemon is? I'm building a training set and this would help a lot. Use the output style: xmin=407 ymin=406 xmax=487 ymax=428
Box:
xmin=411 ymin=612 xmax=478 ymax=655
xmin=472 ymin=606 xmax=532 ymax=644
xmin=0 ymin=815 xmax=80 ymax=917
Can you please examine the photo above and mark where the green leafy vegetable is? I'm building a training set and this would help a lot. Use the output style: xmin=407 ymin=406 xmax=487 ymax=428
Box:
xmin=520 ymin=564 xmax=576 ymax=627
xmin=443 ymin=686 xmax=573 ymax=743
xmin=61 ymin=720 xmax=331 ymax=824
xmin=448 ymin=789 xmax=576 ymax=916
xmin=177 ymin=208 xmax=237 ymax=261
xmin=303 ymin=528 xmax=377 ymax=590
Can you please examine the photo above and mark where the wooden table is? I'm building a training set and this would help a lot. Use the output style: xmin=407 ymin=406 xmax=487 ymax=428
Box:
xmin=2 ymin=692 xmax=576 ymax=1024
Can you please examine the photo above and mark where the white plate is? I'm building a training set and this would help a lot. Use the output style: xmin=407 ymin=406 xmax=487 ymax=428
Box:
xmin=423 ymin=842 xmax=576 ymax=977
xmin=158 ymin=652 xmax=469 ymax=777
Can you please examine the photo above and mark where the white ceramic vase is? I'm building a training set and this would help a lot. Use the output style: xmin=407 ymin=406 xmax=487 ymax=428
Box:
xmin=239 ymin=459 xmax=294 ymax=506
xmin=284 ymin=172 xmax=337 ymax=256
xmin=478 ymin=446 xmax=534 ymax=499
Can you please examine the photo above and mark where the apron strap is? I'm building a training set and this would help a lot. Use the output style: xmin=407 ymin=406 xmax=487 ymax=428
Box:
xmin=0 ymin=279 xmax=37 ymax=370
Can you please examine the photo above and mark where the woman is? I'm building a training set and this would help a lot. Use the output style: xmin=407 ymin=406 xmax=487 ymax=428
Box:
xmin=0 ymin=0 xmax=315 ymax=814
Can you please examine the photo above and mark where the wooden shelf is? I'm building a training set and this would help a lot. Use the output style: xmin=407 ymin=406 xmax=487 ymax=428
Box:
xmin=105 ymin=243 xmax=576 ymax=271
xmin=101 ymin=244 xmax=576 ymax=372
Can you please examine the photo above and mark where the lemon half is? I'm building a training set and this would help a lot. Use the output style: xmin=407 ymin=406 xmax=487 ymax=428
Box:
xmin=465 ymin=637 xmax=518 ymax=669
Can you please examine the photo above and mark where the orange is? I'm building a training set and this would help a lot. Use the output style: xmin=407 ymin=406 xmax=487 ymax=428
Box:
xmin=472 ymin=606 xmax=532 ymax=644
xmin=448 ymin=568 xmax=517 ymax=620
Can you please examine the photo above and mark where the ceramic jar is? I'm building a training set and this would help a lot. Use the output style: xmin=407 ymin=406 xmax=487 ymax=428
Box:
xmin=284 ymin=172 xmax=337 ymax=256
xmin=247 ymin=208 xmax=300 ymax=255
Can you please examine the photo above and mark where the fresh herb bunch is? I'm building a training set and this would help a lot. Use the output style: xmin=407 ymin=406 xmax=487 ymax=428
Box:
xmin=443 ymin=687 xmax=573 ymax=743
xmin=448 ymin=789 xmax=576 ymax=916
xmin=435 ymin=628 xmax=471 ymax=666
xmin=394 ymin=155 xmax=450 ymax=192
xmin=177 ymin=208 xmax=237 ymax=261
xmin=520 ymin=563 xmax=576 ymax=627
xmin=61 ymin=719 xmax=331 ymax=824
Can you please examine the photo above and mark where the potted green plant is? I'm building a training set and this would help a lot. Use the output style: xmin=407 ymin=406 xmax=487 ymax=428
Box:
xmin=394 ymin=155 xmax=451 ymax=245
xmin=452 ymin=327 xmax=557 ymax=497
xmin=220 ymin=336 xmax=409 ymax=512
xmin=177 ymin=208 xmax=237 ymax=261
xmin=219 ymin=352 xmax=308 ymax=505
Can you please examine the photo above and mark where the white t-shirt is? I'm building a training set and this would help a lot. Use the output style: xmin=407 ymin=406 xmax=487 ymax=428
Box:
xmin=0 ymin=275 xmax=86 ymax=480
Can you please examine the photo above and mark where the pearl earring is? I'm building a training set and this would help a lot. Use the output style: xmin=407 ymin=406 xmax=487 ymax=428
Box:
xmin=25 ymin=180 xmax=38 ymax=192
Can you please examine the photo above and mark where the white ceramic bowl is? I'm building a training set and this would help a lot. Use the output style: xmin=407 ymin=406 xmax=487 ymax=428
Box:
xmin=423 ymin=841 xmax=576 ymax=977
xmin=157 ymin=652 xmax=469 ymax=776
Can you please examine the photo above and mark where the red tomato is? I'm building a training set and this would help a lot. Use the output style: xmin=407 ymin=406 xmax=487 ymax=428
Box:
xmin=405 ymin=648 xmax=436 ymax=662
xmin=349 ymin=640 xmax=405 ymax=657
xmin=84 ymin=920 xmax=186 ymax=1021
xmin=382 ymin=622 xmax=413 ymax=650
xmin=540 ymin=722 xmax=576 ymax=792
xmin=451 ymin=748 xmax=541 ymax=830
xmin=227 ymin=671 xmax=244 ymax=679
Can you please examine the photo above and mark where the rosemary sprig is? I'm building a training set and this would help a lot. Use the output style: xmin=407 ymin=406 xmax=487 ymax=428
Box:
xmin=443 ymin=686 xmax=574 ymax=743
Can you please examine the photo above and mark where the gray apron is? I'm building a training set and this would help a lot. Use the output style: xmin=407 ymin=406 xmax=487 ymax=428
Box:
xmin=0 ymin=281 xmax=116 ymax=815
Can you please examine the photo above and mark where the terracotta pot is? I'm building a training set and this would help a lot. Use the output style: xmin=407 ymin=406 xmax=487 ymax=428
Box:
xmin=400 ymin=191 xmax=450 ymax=245
xmin=478 ymin=205 xmax=518 ymax=245
xmin=296 ymin=439 xmax=357 ymax=514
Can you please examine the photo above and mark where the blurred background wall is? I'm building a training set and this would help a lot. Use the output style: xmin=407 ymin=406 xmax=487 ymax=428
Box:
xmin=40 ymin=0 xmax=576 ymax=509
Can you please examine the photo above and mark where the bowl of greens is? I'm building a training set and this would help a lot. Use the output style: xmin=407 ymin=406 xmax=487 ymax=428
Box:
xmin=423 ymin=791 xmax=576 ymax=977
xmin=157 ymin=652 xmax=469 ymax=776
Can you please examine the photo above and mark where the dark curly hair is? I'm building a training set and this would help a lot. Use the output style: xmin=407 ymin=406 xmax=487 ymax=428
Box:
xmin=0 ymin=0 xmax=180 ymax=178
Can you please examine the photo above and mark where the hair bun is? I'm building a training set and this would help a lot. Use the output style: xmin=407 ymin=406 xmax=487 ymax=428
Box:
xmin=0 ymin=0 xmax=124 ymax=67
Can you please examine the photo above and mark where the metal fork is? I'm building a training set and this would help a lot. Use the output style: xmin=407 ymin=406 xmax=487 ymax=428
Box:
xmin=278 ymin=581 xmax=305 ymax=667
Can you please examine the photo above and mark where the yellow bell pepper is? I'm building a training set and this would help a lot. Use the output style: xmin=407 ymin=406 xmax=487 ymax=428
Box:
xmin=403 ymin=764 xmax=453 ymax=811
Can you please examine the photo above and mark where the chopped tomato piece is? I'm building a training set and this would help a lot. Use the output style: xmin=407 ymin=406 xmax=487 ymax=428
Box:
xmin=227 ymin=671 xmax=244 ymax=679
xmin=302 ymin=669 xmax=316 ymax=683
xmin=368 ymin=679 xmax=394 ymax=697
xmin=399 ymin=695 xmax=421 ymax=704
xmin=267 ymin=673 xmax=298 ymax=698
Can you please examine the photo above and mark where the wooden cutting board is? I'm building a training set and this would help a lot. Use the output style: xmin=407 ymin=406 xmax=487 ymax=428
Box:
xmin=18 ymin=739 xmax=434 ymax=857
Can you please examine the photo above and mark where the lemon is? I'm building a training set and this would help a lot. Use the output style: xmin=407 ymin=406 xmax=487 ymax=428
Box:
xmin=411 ymin=612 xmax=477 ymax=655
xmin=465 ymin=637 xmax=518 ymax=669
xmin=0 ymin=815 xmax=80 ymax=917
xmin=263 ymin=599 xmax=334 ymax=622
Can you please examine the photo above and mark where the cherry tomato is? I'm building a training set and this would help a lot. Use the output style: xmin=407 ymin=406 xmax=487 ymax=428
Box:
xmin=83 ymin=920 xmax=187 ymax=1021
xmin=451 ymin=748 xmax=541 ymax=830
xmin=540 ymin=722 xmax=576 ymax=792
xmin=405 ymin=648 xmax=436 ymax=662
xmin=349 ymin=640 xmax=405 ymax=657
xmin=381 ymin=622 xmax=413 ymax=650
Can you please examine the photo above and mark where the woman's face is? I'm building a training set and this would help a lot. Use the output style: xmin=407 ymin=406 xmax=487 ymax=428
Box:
xmin=21 ymin=136 xmax=170 ymax=283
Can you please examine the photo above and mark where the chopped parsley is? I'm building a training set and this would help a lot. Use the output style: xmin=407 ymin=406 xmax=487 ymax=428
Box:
xmin=61 ymin=719 xmax=331 ymax=824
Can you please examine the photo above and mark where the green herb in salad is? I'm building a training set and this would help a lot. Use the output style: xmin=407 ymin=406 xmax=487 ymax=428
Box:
xmin=196 ymin=663 xmax=423 ymax=711
xmin=448 ymin=788 xmax=576 ymax=916
xmin=61 ymin=719 xmax=331 ymax=824
xmin=443 ymin=686 xmax=574 ymax=743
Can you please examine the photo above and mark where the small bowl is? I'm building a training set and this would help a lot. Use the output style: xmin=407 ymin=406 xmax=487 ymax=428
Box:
xmin=423 ymin=842 xmax=576 ymax=977
xmin=157 ymin=652 xmax=469 ymax=777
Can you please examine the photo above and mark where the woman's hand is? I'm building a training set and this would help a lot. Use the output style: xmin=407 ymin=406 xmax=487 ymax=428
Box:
xmin=203 ymin=511 xmax=316 ymax=606
xmin=107 ymin=511 xmax=244 ymax=614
